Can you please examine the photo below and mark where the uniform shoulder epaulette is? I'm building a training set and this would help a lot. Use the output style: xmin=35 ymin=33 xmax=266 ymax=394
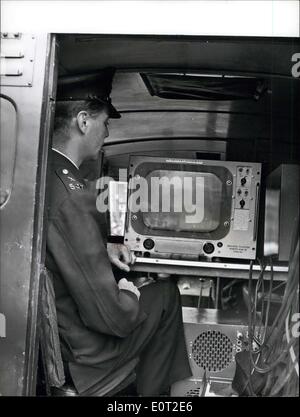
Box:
xmin=55 ymin=168 xmax=86 ymax=192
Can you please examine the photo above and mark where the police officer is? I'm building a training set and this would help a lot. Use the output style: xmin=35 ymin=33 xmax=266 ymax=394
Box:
xmin=46 ymin=69 xmax=192 ymax=396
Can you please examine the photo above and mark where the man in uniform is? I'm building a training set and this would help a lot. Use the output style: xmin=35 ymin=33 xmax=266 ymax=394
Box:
xmin=45 ymin=69 xmax=192 ymax=396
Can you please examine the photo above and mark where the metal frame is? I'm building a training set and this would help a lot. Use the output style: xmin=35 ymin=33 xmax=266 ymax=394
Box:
xmin=0 ymin=33 xmax=57 ymax=396
xmin=23 ymin=34 xmax=58 ymax=396
xmin=132 ymin=257 xmax=288 ymax=281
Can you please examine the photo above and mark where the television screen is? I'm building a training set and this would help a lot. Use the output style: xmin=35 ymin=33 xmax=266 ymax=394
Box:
xmin=143 ymin=170 xmax=222 ymax=233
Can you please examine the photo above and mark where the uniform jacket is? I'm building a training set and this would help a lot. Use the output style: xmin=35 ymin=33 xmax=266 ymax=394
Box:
xmin=45 ymin=150 xmax=147 ymax=393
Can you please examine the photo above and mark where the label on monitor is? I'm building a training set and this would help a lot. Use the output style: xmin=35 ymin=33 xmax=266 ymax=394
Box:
xmin=233 ymin=209 xmax=249 ymax=231
xmin=227 ymin=244 xmax=251 ymax=255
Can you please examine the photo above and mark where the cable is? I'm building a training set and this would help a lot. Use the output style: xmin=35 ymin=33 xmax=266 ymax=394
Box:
xmin=245 ymin=242 xmax=299 ymax=396
xmin=249 ymin=245 xmax=298 ymax=376
xmin=247 ymin=260 xmax=265 ymax=355
xmin=269 ymin=355 xmax=298 ymax=396
xmin=249 ymin=335 xmax=298 ymax=374
xmin=262 ymin=256 xmax=274 ymax=343
xmin=263 ymin=241 xmax=299 ymax=349
xmin=253 ymin=259 xmax=266 ymax=341
xmin=271 ymin=281 xmax=286 ymax=293
xmin=243 ymin=216 xmax=299 ymax=397
xmin=247 ymin=260 xmax=257 ymax=396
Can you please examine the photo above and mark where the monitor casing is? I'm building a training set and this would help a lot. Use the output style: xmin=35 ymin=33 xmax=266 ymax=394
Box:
xmin=124 ymin=156 xmax=261 ymax=260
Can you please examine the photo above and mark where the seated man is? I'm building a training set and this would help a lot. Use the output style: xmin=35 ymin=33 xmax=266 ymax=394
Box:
xmin=45 ymin=70 xmax=192 ymax=396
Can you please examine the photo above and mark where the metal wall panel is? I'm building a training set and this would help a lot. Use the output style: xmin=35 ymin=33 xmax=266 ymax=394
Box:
xmin=0 ymin=33 xmax=52 ymax=396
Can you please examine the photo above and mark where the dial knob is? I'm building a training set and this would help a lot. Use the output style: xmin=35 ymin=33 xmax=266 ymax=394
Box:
xmin=203 ymin=242 xmax=215 ymax=255
xmin=143 ymin=239 xmax=155 ymax=250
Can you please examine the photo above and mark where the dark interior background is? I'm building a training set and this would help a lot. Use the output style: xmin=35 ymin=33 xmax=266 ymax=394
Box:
xmin=57 ymin=34 xmax=300 ymax=174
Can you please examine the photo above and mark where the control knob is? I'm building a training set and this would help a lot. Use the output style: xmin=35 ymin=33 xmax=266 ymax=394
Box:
xmin=203 ymin=242 xmax=215 ymax=255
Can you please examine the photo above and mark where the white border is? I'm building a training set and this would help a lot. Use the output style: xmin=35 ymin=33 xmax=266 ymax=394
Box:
xmin=1 ymin=1 xmax=299 ymax=37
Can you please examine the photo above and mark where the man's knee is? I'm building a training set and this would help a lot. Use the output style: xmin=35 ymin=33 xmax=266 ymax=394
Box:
xmin=142 ymin=279 xmax=178 ymax=297
xmin=161 ymin=279 xmax=182 ymax=314
xmin=139 ymin=279 xmax=179 ymax=313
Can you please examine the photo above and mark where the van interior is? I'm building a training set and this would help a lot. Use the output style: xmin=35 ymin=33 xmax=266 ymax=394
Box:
xmin=49 ymin=34 xmax=299 ymax=397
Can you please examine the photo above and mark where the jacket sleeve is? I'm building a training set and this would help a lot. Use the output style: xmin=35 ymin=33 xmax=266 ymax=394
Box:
xmin=46 ymin=192 xmax=147 ymax=338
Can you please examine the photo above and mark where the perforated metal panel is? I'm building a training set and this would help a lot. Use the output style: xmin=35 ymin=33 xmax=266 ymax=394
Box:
xmin=186 ymin=388 xmax=201 ymax=397
xmin=192 ymin=330 xmax=233 ymax=372
xmin=171 ymin=377 xmax=235 ymax=397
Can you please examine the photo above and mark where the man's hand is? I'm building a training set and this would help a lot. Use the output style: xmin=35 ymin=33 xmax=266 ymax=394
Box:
xmin=107 ymin=243 xmax=133 ymax=272
xmin=118 ymin=278 xmax=141 ymax=300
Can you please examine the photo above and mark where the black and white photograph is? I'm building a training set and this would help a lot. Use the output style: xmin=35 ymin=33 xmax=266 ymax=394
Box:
xmin=0 ymin=0 xmax=299 ymax=404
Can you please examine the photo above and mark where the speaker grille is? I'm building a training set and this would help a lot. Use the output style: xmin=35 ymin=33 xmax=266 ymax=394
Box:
xmin=192 ymin=330 xmax=233 ymax=372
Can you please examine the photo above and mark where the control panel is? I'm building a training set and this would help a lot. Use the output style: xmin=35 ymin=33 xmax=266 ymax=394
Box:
xmin=235 ymin=166 xmax=253 ymax=210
